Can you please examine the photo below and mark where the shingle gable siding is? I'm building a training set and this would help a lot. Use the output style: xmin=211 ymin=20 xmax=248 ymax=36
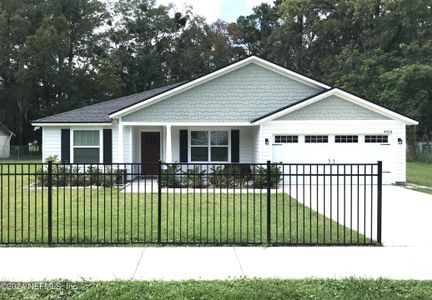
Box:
xmin=122 ymin=64 xmax=322 ymax=123
xmin=275 ymin=95 xmax=390 ymax=121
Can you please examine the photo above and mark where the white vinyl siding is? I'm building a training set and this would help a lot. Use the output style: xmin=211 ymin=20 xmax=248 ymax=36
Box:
xmin=42 ymin=127 xmax=62 ymax=161
xmin=42 ymin=126 xmax=112 ymax=163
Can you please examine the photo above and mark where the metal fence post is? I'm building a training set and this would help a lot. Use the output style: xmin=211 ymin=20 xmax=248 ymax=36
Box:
xmin=47 ymin=160 xmax=53 ymax=246
xmin=123 ymin=169 xmax=127 ymax=185
xmin=266 ymin=160 xmax=271 ymax=244
xmin=377 ymin=161 xmax=382 ymax=245
xmin=157 ymin=161 xmax=162 ymax=243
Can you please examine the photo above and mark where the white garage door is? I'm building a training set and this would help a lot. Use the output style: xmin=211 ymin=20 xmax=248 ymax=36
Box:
xmin=272 ymin=134 xmax=394 ymax=184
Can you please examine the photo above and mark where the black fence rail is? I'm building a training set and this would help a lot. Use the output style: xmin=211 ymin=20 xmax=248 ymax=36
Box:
xmin=0 ymin=161 xmax=382 ymax=246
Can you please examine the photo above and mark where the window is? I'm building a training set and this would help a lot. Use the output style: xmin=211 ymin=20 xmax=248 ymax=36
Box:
xmin=365 ymin=135 xmax=388 ymax=143
xmin=73 ymin=130 xmax=100 ymax=163
xmin=335 ymin=135 xmax=358 ymax=143
xmin=275 ymin=135 xmax=298 ymax=143
xmin=305 ymin=135 xmax=328 ymax=143
xmin=190 ymin=130 xmax=229 ymax=162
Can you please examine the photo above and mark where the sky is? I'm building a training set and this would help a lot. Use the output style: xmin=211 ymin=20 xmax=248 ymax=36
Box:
xmin=156 ymin=0 xmax=274 ymax=22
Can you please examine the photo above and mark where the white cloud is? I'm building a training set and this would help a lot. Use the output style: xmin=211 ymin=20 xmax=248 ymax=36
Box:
xmin=156 ymin=0 xmax=226 ymax=22
xmin=245 ymin=0 xmax=273 ymax=9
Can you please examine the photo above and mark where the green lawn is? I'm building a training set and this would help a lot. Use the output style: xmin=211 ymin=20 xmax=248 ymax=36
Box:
xmin=407 ymin=162 xmax=432 ymax=194
xmin=0 ymin=162 xmax=371 ymax=245
xmin=1 ymin=279 xmax=432 ymax=299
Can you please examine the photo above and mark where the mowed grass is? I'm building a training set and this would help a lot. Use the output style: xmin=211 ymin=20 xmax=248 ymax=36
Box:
xmin=0 ymin=162 xmax=371 ymax=245
xmin=407 ymin=162 xmax=432 ymax=194
xmin=2 ymin=279 xmax=432 ymax=299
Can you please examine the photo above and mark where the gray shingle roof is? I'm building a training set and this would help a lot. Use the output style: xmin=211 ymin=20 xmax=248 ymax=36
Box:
xmin=33 ymin=82 xmax=185 ymax=123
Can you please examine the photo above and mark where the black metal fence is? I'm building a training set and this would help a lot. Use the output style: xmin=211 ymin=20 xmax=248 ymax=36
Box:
xmin=0 ymin=161 xmax=382 ymax=246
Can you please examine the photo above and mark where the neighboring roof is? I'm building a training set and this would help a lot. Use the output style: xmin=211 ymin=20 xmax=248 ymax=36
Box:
xmin=252 ymin=88 xmax=419 ymax=125
xmin=109 ymin=56 xmax=331 ymax=119
xmin=0 ymin=122 xmax=14 ymax=136
xmin=32 ymin=82 xmax=185 ymax=124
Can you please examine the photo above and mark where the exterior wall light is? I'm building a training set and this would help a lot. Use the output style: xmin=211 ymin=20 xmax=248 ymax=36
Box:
xmin=265 ymin=138 xmax=269 ymax=145
xmin=398 ymin=138 xmax=403 ymax=145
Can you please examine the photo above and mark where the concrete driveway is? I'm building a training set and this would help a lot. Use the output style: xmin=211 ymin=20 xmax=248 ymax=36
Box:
xmin=382 ymin=186 xmax=432 ymax=246
xmin=287 ymin=184 xmax=432 ymax=246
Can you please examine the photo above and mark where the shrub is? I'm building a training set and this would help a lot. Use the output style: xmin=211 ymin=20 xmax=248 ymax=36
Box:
xmin=181 ymin=166 xmax=206 ymax=188
xmin=209 ymin=165 xmax=249 ymax=188
xmin=36 ymin=159 xmax=121 ymax=187
xmin=161 ymin=164 xmax=182 ymax=187
xmin=36 ymin=156 xmax=63 ymax=186
xmin=252 ymin=164 xmax=282 ymax=188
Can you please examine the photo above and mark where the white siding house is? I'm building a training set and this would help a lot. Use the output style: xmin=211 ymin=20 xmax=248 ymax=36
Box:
xmin=33 ymin=56 xmax=418 ymax=184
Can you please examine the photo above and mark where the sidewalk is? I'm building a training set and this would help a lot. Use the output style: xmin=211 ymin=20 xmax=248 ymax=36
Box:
xmin=1 ymin=246 xmax=432 ymax=281
xmin=1 ymin=185 xmax=431 ymax=282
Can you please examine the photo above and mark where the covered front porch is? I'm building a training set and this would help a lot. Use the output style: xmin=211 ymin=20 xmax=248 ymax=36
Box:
xmin=115 ymin=123 xmax=260 ymax=171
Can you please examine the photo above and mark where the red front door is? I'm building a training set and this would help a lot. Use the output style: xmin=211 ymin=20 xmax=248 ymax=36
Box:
xmin=141 ymin=132 xmax=160 ymax=174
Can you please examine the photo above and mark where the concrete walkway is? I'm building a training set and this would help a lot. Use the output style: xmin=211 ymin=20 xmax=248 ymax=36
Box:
xmin=0 ymin=186 xmax=431 ymax=281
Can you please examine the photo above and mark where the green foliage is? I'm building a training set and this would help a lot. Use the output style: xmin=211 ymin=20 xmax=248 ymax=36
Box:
xmin=160 ymin=164 xmax=182 ymax=188
xmin=160 ymin=165 xmax=255 ymax=188
xmin=3 ymin=279 xmax=432 ymax=299
xmin=36 ymin=164 xmax=121 ymax=187
xmin=407 ymin=147 xmax=432 ymax=164
xmin=44 ymin=155 xmax=60 ymax=163
xmin=181 ymin=166 xmax=206 ymax=188
xmin=1 ymin=0 xmax=432 ymax=146
xmin=208 ymin=165 xmax=250 ymax=188
xmin=253 ymin=164 xmax=282 ymax=188
xmin=378 ymin=64 xmax=432 ymax=139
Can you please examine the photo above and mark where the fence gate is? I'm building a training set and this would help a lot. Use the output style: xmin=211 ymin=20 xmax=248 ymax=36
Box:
xmin=0 ymin=161 xmax=382 ymax=246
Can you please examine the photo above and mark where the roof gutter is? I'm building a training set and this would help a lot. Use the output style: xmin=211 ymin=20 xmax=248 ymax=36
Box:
xmin=31 ymin=122 xmax=113 ymax=127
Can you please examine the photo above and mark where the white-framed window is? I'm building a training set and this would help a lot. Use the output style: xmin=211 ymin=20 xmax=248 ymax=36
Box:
xmin=274 ymin=135 xmax=298 ymax=143
xmin=72 ymin=130 xmax=101 ymax=163
xmin=189 ymin=130 xmax=230 ymax=162
xmin=365 ymin=135 xmax=388 ymax=143
xmin=335 ymin=135 xmax=358 ymax=143
xmin=305 ymin=135 xmax=328 ymax=143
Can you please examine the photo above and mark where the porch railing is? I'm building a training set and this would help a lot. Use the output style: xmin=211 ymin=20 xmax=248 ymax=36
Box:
xmin=0 ymin=161 xmax=382 ymax=246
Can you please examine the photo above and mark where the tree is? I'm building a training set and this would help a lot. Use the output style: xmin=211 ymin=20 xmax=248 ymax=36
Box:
xmin=0 ymin=0 xmax=111 ymax=144
xmin=379 ymin=64 xmax=432 ymax=141
xmin=0 ymin=0 xmax=431 ymax=145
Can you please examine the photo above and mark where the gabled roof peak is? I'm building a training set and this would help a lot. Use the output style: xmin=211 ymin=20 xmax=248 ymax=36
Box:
xmin=108 ymin=56 xmax=330 ymax=118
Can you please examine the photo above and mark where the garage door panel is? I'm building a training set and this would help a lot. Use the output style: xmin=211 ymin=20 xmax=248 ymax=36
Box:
xmin=272 ymin=134 xmax=394 ymax=184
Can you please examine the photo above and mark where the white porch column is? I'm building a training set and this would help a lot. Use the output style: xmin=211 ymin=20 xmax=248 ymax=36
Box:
xmin=118 ymin=121 xmax=124 ymax=163
xmin=165 ymin=125 xmax=172 ymax=163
